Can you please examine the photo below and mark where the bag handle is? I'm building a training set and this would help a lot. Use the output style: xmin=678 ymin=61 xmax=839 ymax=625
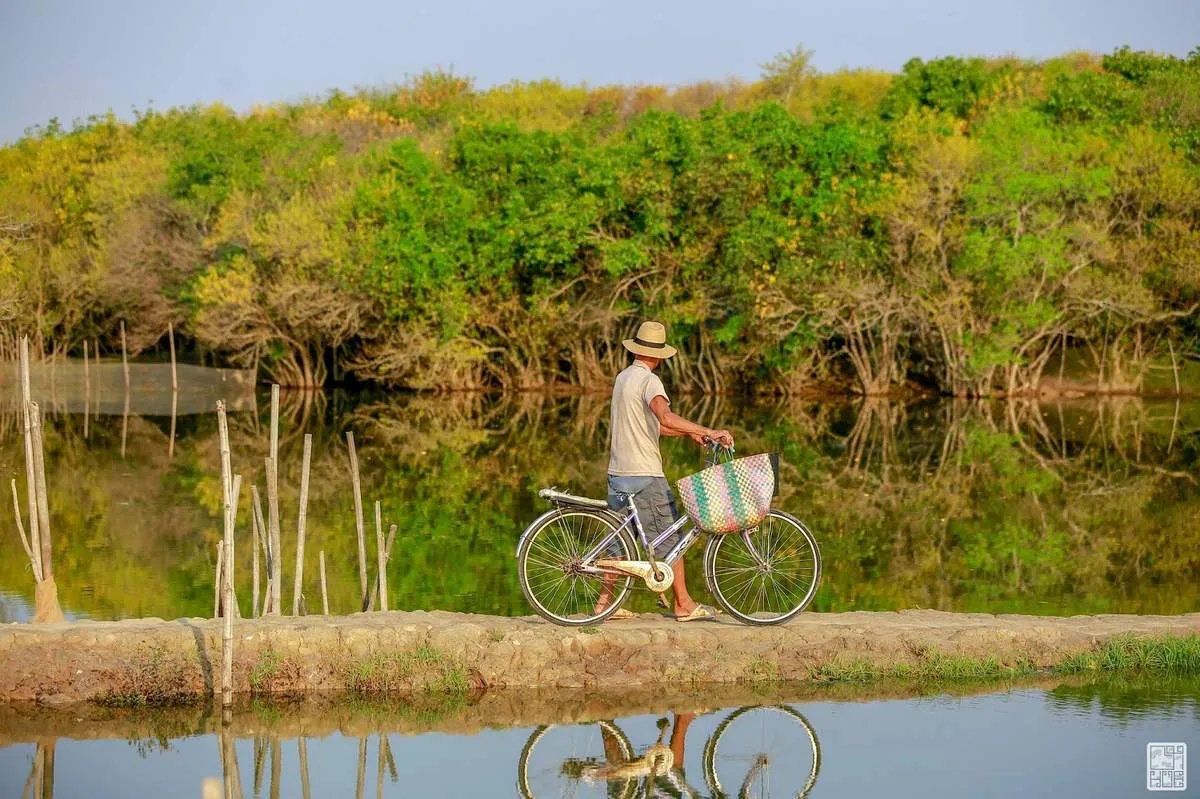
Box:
xmin=702 ymin=438 xmax=736 ymax=467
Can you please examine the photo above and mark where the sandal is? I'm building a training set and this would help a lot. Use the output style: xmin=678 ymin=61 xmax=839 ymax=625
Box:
xmin=675 ymin=604 xmax=720 ymax=622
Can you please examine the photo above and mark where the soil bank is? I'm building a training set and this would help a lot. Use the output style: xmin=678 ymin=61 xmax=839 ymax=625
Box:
xmin=1 ymin=609 xmax=1197 ymax=706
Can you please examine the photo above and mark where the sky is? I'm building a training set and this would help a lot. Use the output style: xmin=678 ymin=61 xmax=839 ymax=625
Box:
xmin=1 ymin=0 xmax=1197 ymax=143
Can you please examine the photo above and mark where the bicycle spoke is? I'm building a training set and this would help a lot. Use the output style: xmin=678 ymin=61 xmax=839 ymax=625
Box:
xmin=708 ymin=513 xmax=821 ymax=624
xmin=520 ymin=512 xmax=635 ymax=625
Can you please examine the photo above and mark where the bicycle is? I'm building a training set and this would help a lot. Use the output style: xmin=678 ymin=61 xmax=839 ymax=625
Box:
xmin=516 ymin=704 xmax=822 ymax=799
xmin=515 ymin=444 xmax=822 ymax=627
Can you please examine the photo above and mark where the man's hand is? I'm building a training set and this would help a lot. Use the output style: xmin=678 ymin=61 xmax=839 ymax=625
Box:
xmin=708 ymin=429 xmax=734 ymax=448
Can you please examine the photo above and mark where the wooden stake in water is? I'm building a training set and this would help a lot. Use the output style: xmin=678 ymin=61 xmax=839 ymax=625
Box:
xmin=346 ymin=432 xmax=369 ymax=611
xmin=265 ymin=456 xmax=282 ymax=616
xmin=355 ymin=737 xmax=367 ymax=799
xmin=319 ymin=551 xmax=329 ymax=615
xmin=29 ymin=402 xmax=53 ymax=579
xmin=168 ymin=322 xmax=178 ymax=392
xmin=367 ymin=524 xmax=397 ymax=613
xmin=374 ymin=501 xmax=386 ymax=612
xmin=251 ymin=504 xmax=260 ymax=619
xmin=269 ymin=738 xmax=282 ymax=799
xmin=169 ymin=389 xmax=177 ymax=459
xmin=10 ymin=478 xmax=40 ymax=582
xmin=298 ymin=739 xmax=312 ymax=799
xmin=267 ymin=384 xmax=282 ymax=616
xmin=18 ymin=337 xmax=41 ymax=582
xmin=214 ymin=543 xmax=224 ymax=619
xmin=82 ymin=339 xmax=90 ymax=440
xmin=120 ymin=320 xmax=130 ymax=391
xmin=251 ymin=485 xmax=271 ymax=617
xmin=216 ymin=400 xmax=235 ymax=706
xmin=292 ymin=434 xmax=312 ymax=615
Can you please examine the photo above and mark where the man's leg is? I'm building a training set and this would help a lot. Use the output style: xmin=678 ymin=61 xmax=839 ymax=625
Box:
xmin=669 ymin=559 xmax=698 ymax=617
xmin=645 ymin=479 xmax=699 ymax=617
xmin=670 ymin=711 xmax=696 ymax=766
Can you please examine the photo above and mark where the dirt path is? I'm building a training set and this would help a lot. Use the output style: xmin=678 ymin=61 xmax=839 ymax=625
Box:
xmin=1 ymin=609 xmax=1197 ymax=705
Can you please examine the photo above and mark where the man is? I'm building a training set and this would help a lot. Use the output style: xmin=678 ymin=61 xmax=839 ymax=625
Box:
xmin=602 ymin=320 xmax=735 ymax=622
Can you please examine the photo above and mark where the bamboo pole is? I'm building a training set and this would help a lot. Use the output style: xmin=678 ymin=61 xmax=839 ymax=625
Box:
xmin=253 ymin=736 xmax=265 ymax=797
xmin=346 ymin=432 xmax=369 ymax=611
xmin=120 ymin=320 xmax=129 ymax=391
xmin=28 ymin=402 xmax=52 ymax=579
xmin=355 ymin=737 xmax=367 ymax=799
xmin=251 ymin=486 xmax=271 ymax=616
xmin=367 ymin=524 xmax=397 ymax=613
xmin=319 ymin=551 xmax=329 ymax=615
xmin=264 ymin=457 xmax=282 ymax=616
xmin=82 ymin=341 xmax=90 ymax=440
xmin=269 ymin=738 xmax=281 ymax=799
xmin=267 ymin=384 xmax=282 ymax=615
xmin=169 ymin=389 xmax=178 ymax=459
xmin=168 ymin=322 xmax=178 ymax=392
xmin=214 ymin=543 xmax=224 ymax=619
xmin=10 ymin=478 xmax=40 ymax=581
xmin=292 ymin=434 xmax=312 ymax=615
xmin=121 ymin=385 xmax=129 ymax=458
xmin=251 ymin=505 xmax=260 ymax=619
xmin=374 ymin=501 xmax=386 ymax=613
xmin=383 ymin=735 xmax=397 ymax=783
xmin=217 ymin=400 xmax=235 ymax=706
xmin=298 ymin=738 xmax=312 ymax=799
xmin=18 ymin=337 xmax=41 ymax=582
xmin=375 ymin=733 xmax=385 ymax=799
xmin=93 ymin=338 xmax=100 ymax=420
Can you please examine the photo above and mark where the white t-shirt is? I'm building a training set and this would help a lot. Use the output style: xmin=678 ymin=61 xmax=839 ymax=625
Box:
xmin=608 ymin=360 xmax=669 ymax=477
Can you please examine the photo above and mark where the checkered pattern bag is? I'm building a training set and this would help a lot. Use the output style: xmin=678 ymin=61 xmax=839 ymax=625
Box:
xmin=676 ymin=452 xmax=778 ymax=533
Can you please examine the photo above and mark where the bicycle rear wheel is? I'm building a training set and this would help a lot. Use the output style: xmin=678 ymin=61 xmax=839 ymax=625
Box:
xmin=518 ymin=509 xmax=636 ymax=626
xmin=703 ymin=510 xmax=821 ymax=626
xmin=517 ymin=722 xmax=637 ymax=799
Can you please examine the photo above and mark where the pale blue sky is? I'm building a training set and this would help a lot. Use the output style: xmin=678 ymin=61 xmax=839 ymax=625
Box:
xmin=1 ymin=0 xmax=1197 ymax=143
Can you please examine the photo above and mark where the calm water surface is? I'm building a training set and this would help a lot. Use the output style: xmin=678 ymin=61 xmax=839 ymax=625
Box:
xmin=0 ymin=678 xmax=1196 ymax=798
xmin=1 ymin=382 xmax=1198 ymax=620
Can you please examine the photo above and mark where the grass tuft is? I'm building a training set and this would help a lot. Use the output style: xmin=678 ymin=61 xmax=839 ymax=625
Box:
xmin=1054 ymin=634 xmax=1200 ymax=675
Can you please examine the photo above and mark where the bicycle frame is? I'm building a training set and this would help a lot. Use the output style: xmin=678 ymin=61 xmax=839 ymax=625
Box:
xmin=579 ymin=493 xmax=700 ymax=575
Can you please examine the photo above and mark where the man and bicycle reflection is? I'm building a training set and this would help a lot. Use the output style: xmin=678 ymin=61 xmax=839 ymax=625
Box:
xmin=518 ymin=703 xmax=821 ymax=799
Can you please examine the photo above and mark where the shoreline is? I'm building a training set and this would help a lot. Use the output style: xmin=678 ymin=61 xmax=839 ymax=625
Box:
xmin=1 ymin=609 xmax=1197 ymax=707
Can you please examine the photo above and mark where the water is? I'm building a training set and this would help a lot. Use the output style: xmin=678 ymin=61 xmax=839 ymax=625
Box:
xmin=0 ymin=678 xmax=1196 ymax=797
xmin=1 ymin=387 xmax=1198 ymax=620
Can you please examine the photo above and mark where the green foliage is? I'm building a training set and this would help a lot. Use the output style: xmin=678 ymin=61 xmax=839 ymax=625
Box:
xmin=1 ymin=45 xmax=1198 ymax=395
xmin=882 ymin=56 xmax=1002 ymax=119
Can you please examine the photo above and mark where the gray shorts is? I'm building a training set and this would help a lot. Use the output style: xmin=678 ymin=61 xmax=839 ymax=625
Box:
xmin=607 ymin=475 xmax=683 ymax=559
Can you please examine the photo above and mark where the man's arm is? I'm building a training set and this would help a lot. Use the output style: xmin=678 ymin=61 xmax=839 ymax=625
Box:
xmin=650 ymin=396 xmax=734 ymax=448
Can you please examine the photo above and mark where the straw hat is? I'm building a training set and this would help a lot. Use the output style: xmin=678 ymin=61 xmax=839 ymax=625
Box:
xmin=623 ymin=320 xmax=678 ymax=359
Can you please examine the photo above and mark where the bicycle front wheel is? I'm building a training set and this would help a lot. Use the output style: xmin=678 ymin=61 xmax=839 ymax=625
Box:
xmin=703 ymin=510 xmax=821 ymax=626
xmin=702 ymin=705 xmax=821 ymax=799
xmin=518 ymin=509 xmax=636 ymax=626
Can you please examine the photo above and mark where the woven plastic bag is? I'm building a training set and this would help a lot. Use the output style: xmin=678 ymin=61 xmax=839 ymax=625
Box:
xmin=676 ymin=452 xmax=778 ymax=533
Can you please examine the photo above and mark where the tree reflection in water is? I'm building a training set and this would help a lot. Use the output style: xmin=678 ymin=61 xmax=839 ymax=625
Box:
xmin=0 ymin=392 xmax=1197 ymax=620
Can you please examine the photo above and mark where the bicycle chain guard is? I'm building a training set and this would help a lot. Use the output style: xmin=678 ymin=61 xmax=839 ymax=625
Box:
xmin=594 ymin=559 xmax=675 ymax=592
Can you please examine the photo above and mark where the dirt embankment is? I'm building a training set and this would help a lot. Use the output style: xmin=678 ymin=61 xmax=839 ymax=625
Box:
xmin=1 ymin=609 xmax=1197 ymax=706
